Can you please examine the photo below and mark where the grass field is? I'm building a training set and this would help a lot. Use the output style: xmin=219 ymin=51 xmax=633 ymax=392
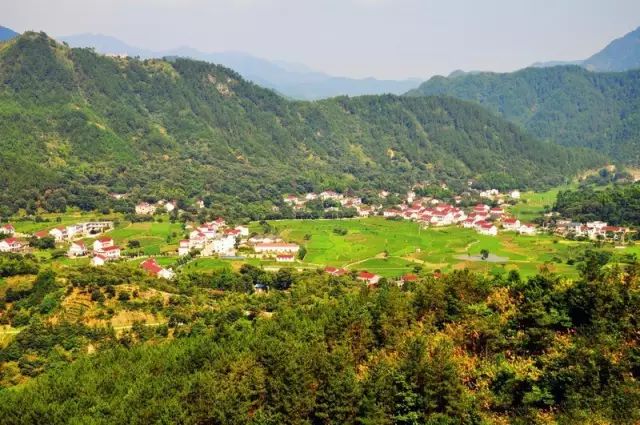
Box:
xmin=509 ymin=184 xmax=577 ymax=222
xmin=258 ymin=217 xmax=586 ymax=278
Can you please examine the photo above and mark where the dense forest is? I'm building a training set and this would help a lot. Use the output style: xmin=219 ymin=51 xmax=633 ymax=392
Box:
xmin=0 ymin=32 xmax=604 ymax=216
xmin=0 ymin=251 xmax=639 ymax=424
xmin=406 ymin=66 xmax=640 ymax=163
xmin=554 ymin=182 xmax=640 ymax=225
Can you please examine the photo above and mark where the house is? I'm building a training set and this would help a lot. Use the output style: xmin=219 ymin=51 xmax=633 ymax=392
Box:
xmin=223 ymin=228 xmax=242 ymax=238
xmin=254 ymin=242 xmax=300 ymax=254
xmin=49 ymin=227 xmax=67 ymax=242
xmin=476 ymin=221 xmax=498 ymax=236
xmin=178 ymin=240 xmax=191 ymax=256
xmin=510 ymin=190 xmax=521 ymax=200
xmin=276 ymin=254 xmax=295 ymax=263
xmin=324 ymin=267 xmax=347 ymax=276
xmin=211 ymin=235 xmax=236 ymax=255
xmin=489 ymin=207 xmax=504 ymax=218
xmin=235 ymin=226 xmax=250 ymax=237
xmin=320 ymin=190 xmax=343 ymax=200
xmin=383 ymin=209 xmax=402 ymax=218
xmin=188 ymin=231 xmax=207 ymax=249
xmin=164 ymin=201 xmax=177 ymax=213
xmin=502 ymin=217 xmax=521 ymax=231
xmin=0 ymin=224 xmax=15 ymax=235
xmin=0 ymin=238 xmax=22 ymax=253
xmin=518 ymin=224 xmax=537 ymax=236
xmin=33 ymin=230 xmax=49 ymax=239
xmin=77 ymin=221 xmax=113 ymax=236
xmin=100 ymin=245 xmax=121 ymax=260
xmin=473 ymin=204 xmax=490 ymax=214
xmin=140 ymin=258 xmax=175 ymax=280
xmin=135 ymin=202 xmax=156 ymax=215
xmin=91 ymin=254 xmax=107 ymax=267
xmin=305 ymin=193 xmax=318 ymax=201
xmin=68 ymin=241 xmax=87 ymax=257
xmin=400 ymin=274 xmax=419 ymax=285
xmin=357 ymin=271 xmax=381 ymax=286
xmin=93 ymin=237 xmax=114 ymax=253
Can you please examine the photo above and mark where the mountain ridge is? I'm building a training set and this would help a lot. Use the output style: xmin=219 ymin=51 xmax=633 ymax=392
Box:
xmin=57 ymin=33 xmax=420 ymax=100
xmin=0 ymin=32 xmax=604 ymax=214
xmin=406 ymin=65 xmax=640 ymax=163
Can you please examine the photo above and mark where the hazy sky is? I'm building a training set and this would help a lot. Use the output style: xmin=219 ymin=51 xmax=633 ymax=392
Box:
xmin=4 ymin=0 xmax=640 ymax=79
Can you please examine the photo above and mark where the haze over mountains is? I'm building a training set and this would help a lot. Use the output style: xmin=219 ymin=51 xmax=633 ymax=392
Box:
xmin=0 ymin=26 xmax=19 ymax=42
xmin=57 ymin=33 xmax=420 ymax=101
xmin=532 ymin=26 xmax=640 ymax=72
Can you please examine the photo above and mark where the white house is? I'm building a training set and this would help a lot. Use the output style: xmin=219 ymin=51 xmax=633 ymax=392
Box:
xmin=93 ymin=237 xmax=114 ymax=253
xmin=0 ymin=238 xmax=22 ymax=253
xmin=68 ymin=241 xmax=87 ymax=257
xmin=510 ymin=190 xmax=521 ymax=200
xmin=141 ymin=258 xmax=175 ymax=280
xmin=518 ymin=224 xmax=537 ymax=236
xmin=476 ymin=221 xmax=498 ymax=236
xmin=49 ymin=227 xmax=67 ymax=242
xmin=91 ymin=254 xmax=107 ymax=267
xmin=276 ymin=254 xmax=295 ymax=263
xmin=254 ymin=242 xmax=300 ymax=254
xmin=178 ymin=240 xmax=191 ymax=256
xmin=135 ymin=202 xmax=157 ymax=215
xmin=211 ymin=235 xmax=236 ymax=255
xmin=101 ymin=245 xmax=121 ymax=260
xmin=502 ymin=218 xmax=521 ymax=231
xmin=357 ymin=271 xmax=381 ymax=286
xmin=235 ymin=226 xmax=250 ymax=237
xmin=164 ymin=201 xmax=177 ymax=213
xmin=0 ymin=224 xmax=15 ymax=235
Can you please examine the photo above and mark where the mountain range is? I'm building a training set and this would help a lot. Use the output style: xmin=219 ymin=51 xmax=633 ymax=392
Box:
xmin=0 ymin=32 xmax=603 ymax=214
xmin=406 ymin=66 xmax=640 ymax=163
xmin=57 ymin=33 xmax=420 ymax=100
xmin=0 ymin=26 xmax=18 ymax=42
xmin=532 ymin=26 xmax=640 ymax=72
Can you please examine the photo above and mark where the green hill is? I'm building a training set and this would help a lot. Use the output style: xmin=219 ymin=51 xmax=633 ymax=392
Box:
xmin=406 ymin=66 xmax=640 ymax=163
xmin=0 ymin=33 xmax=605 ymax=214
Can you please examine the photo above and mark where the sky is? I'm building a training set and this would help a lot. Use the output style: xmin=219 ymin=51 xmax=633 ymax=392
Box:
xmin=3 ymin=0 xmax=640 ymax=79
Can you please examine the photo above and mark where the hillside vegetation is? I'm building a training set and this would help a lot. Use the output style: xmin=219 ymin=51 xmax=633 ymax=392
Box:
xmin=0 ymin=257 xmax=639 ymax=424
xmin=0 ymin=32 xmax=604 ymax=215
xmin=407 ymin=66 xmax=640 ymax=163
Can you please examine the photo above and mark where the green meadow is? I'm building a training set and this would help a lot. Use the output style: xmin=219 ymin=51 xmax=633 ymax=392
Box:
xmin=260 ymin=217 xmax=589 ymax=278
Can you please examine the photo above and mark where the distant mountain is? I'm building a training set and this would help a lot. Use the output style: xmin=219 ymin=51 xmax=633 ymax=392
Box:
xmin=0 ymin=26 xmax=19 ymax=42
xmin=0 ymin=32 xmax=603 ymax=213
xmin=582 ymin=26 xmax=640 ymax=72
xmin=406 ymin=66 xmax=640 ymax=163
xmin=57 ymin=33 xmax=420 ymax=100
xmin=532 ymin=26 xmax=640 ymax=72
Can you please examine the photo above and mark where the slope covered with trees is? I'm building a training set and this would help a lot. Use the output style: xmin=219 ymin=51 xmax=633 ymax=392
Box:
xmin=407 ymin=66 xmax=640 ymax=163
xmin=0 ymin=32 xmax=603 ymax=216
xmin=554 ymin=182 xmax=640 ymax=225
xmin=0 ymin=256 xmax=639 ymax=424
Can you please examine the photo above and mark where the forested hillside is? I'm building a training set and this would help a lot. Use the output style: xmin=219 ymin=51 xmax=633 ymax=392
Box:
xmin=0 ymin=32 xmax=604 ymax=216
xmin=407 ymin=66 xmax=640 ymax=163
xmin=0 ymin=259 xmax=639 ymax=424
xmin=554 ymin=182 xmax=640 ymax=225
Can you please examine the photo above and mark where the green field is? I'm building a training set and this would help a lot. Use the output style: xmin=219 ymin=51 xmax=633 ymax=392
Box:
xmin=257 ymin=217 xmax=589 ymax=278
xmin=509 ymin=184 xmax=577 ymax=222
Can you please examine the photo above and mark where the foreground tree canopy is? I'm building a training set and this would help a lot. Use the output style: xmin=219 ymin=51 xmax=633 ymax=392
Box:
xmin=0 ymin=252 xmax=639 ymax=424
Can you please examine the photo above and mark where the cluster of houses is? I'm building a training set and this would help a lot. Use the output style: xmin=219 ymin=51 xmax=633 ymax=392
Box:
xmin=0 ymin=221 xmax=116 ymax=254
xmin=284 ymin=191 xmax=377 ymax=217
xmin=553 ymin=220 xmax=632 ymax=241
xmin=382 ymin=199 xmax=538 ymax=237
xmin=135 ymin=200 xmax=178 ymax=216
xmin=179 ymin=218 xmax=248 ymax=257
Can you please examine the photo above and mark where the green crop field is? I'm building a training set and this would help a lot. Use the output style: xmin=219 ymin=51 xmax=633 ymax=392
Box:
xmin=257 ymin=217 xmax=594 ymax=278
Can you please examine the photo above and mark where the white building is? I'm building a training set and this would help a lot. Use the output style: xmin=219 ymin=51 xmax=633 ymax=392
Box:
xmin=49 ymin=227 xmax=67 ymax=242
xmin=0 ymin=238 xmax=22 ymax=253
xmin=518 ymin=224 xmax=537 ymax=236
xmin=91 ymin=255 xmax=107 ymax=267
xmin=0 ymin=224 xmax=15 ymax=235
xmin=93 ymin=238 xmax=114 ymax=253
xmin=135 ymin=202 xmax=157 ymax=215
xmin=178 ymin=240 xmax=191 ymax=256
xmin=276 ymin=254 xmax=295 ymax=263
xmin=68 ymin=242 xmax=87 ymax=257
xmin=254 ymin=242 xmax=300 ymax=254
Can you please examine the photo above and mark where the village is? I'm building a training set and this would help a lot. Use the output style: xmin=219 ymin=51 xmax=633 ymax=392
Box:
xmin=0 ymin=186 xmax=635 ymax=286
